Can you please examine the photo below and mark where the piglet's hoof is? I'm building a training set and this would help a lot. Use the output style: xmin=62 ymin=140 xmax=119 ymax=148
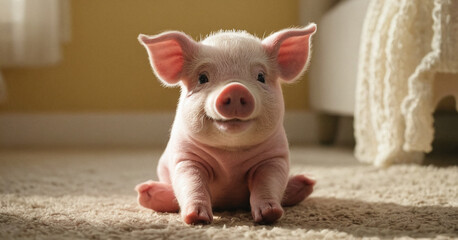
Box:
xmin=251 ymin=201 xmax=284 ymax=224
xmin=282 ymin=174 xmax=316 ymax=207
xmin=135 ymin=180 xmax=179 ymax=212
xmin=182 ymin=204 xmax=213 ymax=225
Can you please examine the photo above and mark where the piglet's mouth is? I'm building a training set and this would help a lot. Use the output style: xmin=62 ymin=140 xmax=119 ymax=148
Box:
xmin=212 ymin=118 xmax=253 ymax=134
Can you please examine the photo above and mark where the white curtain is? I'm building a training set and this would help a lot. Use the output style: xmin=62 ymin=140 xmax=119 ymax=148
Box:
xmin=354 ymin=0 xmax=458 ymax=167
xmin=0 ymin=0 xmax=70 ymax=101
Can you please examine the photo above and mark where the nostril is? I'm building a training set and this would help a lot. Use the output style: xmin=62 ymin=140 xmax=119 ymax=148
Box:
xmin=224 ymin=98 xmax=231 ymax=105
xmin=240 ymin=97 xmax=246 ymax=105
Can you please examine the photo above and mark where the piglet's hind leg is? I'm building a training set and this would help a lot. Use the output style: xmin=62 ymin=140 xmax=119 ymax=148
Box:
xmin=135 ymin=180 xmax=179 ymax=212
xmin=282 ymin=174 xmax=316 ymax=207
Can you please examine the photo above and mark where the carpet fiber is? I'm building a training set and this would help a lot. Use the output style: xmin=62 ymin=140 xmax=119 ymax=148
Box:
xmin=0 ymin=146 xmax=457 ymax=239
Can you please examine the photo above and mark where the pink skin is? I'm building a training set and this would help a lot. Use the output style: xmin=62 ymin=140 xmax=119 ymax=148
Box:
xmin=136 ymin=24 xmax=317 ymax=225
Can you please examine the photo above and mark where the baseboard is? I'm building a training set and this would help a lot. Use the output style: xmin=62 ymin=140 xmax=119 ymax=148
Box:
xmin=0 ymin=113 xmax=175 ymax=148
xmin=0 ymin=111 xmax=322 ymax=148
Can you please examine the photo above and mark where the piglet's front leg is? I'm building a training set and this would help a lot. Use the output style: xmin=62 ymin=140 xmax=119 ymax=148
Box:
xmin=248 ymin=159 xmax=289 ymax=224
xmin=173 ymin=161 xmax=213 ymax=225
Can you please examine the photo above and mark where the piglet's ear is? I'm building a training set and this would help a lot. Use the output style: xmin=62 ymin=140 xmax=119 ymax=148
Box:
xmin=138 ymin=32 xmax=198 ymax=86
xmin=262 ymin=23 xmax=317 ymax=83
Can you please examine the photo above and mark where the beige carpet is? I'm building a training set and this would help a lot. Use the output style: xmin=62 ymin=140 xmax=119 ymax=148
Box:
xmin=0 ymin=146 xmax=457 ymax=239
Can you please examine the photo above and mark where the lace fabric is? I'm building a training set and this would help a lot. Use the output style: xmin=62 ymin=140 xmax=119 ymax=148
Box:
xmin=355 ymin=0 xmax=458 ymax=167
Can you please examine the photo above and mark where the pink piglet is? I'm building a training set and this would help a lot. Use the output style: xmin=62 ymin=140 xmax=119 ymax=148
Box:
xmin=136 ymin=24 xmax=317 ymax=225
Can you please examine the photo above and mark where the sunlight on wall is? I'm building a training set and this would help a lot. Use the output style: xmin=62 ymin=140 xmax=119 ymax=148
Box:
xmin=0 ymin=0 xmax=309 ymax=112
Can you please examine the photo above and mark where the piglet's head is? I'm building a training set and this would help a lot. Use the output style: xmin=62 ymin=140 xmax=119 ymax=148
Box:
xmin=139 ymin=24 xmax=316 ymax=149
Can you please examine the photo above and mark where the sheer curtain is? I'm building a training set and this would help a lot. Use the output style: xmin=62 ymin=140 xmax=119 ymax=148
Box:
xmin=0 ymin=0 xmax=70 ymax=102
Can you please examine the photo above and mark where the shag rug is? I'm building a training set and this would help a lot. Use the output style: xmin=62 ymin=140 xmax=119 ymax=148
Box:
xmin=0 ymin=146 xmax=457 ymax=239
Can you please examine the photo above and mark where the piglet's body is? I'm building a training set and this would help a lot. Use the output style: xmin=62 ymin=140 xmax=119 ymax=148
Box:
xmin=136 ymin=24 xmax=317 ymax=225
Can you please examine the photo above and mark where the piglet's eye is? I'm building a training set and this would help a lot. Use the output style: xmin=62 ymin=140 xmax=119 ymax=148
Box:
xmin=198 ymin=73 xmax=209 ymax=84
xmin=257 ymin=73 xmax=265 ymax=83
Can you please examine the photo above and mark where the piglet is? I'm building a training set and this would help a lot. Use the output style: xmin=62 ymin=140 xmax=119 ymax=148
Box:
xmin=135 ymin=24 xmax=317 ymax=225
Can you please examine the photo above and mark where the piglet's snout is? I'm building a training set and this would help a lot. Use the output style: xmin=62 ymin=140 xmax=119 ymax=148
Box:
xmin=215 ymin=83 xmax=255 ymax=120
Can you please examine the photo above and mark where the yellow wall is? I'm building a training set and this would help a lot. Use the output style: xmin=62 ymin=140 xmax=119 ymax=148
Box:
xmin=0 ymin=0 xmax=309 ymax=113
